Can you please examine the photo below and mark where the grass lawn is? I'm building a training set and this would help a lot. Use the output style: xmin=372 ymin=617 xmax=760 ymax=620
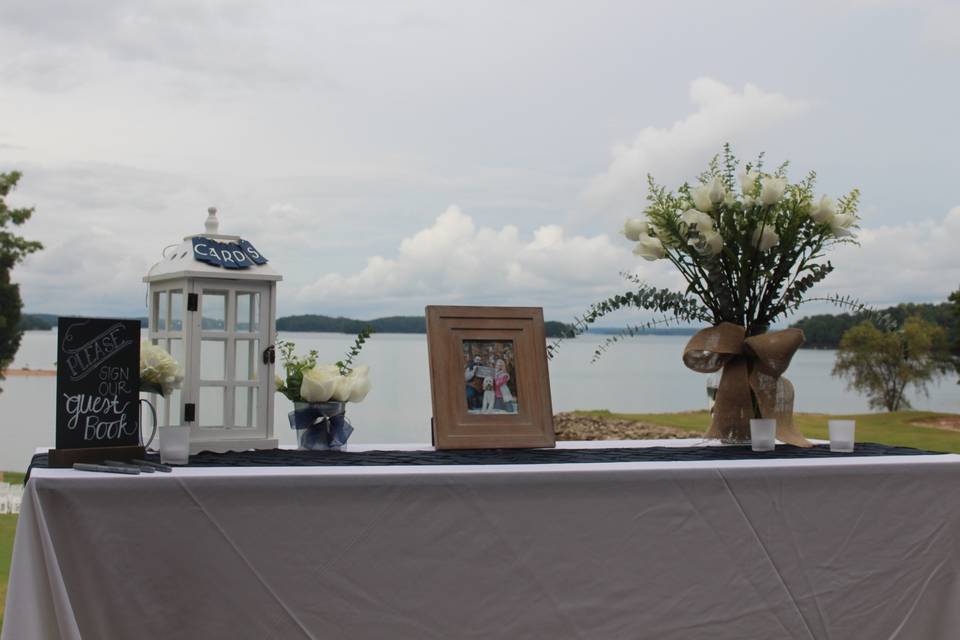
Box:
xmin=0 ymin=513 xmax=15 ymax=633
xmin=574 ymin=409 xmax=960 ymax=453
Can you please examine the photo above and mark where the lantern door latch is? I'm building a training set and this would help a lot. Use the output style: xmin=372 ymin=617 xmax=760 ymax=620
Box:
xmin=263 ymin=345 xmax=276 ymax=365
xmin=184 ymin=403 xmax=196 ymax=423
xmin=187 ymin=293 xmax=199 ymax=312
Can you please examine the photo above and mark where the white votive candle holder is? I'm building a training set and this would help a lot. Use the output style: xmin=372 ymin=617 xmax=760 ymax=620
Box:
xmin=160 ymin=426 xmax=191 ymax=465
xmin=828 ymin=420 xmax=856 ymax=453
xmin=750 ymin=419 xmax=777 ymax=452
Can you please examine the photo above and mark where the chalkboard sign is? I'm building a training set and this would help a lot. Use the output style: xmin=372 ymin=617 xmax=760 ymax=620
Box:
xmin=55 ymin=317 xmax=141 ymax=451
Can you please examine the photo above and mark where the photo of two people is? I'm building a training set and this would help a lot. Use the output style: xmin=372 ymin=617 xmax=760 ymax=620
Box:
xmin=463 ymin=340 xmax=518 ymax=415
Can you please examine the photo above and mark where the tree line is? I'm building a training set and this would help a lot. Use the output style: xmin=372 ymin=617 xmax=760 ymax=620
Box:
xmin=789 ymin=302 xmax=958 ymax=349
xmin=18 ymin=313 xmax=574 ymax=339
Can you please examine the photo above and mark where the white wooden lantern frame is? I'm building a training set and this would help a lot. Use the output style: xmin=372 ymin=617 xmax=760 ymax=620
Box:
xmin=143 ymin=209 xmax=281 ymax=453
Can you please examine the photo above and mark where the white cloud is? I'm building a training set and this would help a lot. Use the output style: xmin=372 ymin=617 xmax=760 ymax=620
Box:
xmin=921 ymin=3 xmax=960 ymax=53
xmin=816 ymin=206 xmax=960 ymax=306
xmin=583 ymin=78 xmax=808 ymax=218
xmin=296 ymin=205 xmax=637 ymax=317
xmin=17 ymin=230 xmax=153 ymax=317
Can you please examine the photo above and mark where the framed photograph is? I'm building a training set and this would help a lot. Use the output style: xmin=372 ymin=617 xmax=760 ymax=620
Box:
xmin=426 ymin=306 xmax=555 ymax=449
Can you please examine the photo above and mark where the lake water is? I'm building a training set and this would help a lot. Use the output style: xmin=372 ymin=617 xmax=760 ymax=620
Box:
xmin=1 ymin=330 xmax=958 ymax=471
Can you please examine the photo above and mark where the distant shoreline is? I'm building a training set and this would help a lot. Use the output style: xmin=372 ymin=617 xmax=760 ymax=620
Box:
xmin=2 ymin=368 xmax=56 ymax=377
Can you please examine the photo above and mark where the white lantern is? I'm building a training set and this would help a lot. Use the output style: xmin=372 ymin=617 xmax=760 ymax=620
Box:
xmin=143 ymin=207 xmax=281 ymax=453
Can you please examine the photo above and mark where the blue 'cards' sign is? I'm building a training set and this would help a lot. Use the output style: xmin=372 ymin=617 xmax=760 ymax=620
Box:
xmin=192 ymin=238 xmax=268 ymax=269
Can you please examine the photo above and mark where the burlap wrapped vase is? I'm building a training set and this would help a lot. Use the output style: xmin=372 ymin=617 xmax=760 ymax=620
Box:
xmin=683 ymin=322 xmax=811 ymax=447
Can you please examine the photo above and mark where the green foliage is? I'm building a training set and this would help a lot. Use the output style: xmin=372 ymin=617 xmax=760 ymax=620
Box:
xmin=792 ymin=301 xmax=957 ymax=349
xmin=951 ymin=286 xmax=960 ymax=383
xmin=16 ymin=313 xmax=55 ymax=331
xmin=0 ymin=171 xmax=42 ymax=391
xmin=832 ymin=317 xmax=952 ymax=411
xmin=275 ymin=340 xmax=319 ymax=403
xmin=336 ymin=326 xmax=374 ymax=375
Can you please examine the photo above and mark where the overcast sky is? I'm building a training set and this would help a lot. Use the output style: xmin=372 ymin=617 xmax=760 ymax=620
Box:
xmin=1 ymin=0 xmax=958 ymax=324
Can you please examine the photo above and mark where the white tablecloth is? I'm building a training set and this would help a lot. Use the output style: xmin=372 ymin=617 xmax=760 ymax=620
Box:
xmin=4 ymin=440 xmax=960 ymax=639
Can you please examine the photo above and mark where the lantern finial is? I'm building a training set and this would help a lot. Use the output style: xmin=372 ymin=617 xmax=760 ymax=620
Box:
xmin=205 ymin=207 xmax=219 ymax=234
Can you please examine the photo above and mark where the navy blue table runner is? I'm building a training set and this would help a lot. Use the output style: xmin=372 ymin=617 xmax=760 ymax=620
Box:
xmin=25 ymin=442 xmax=945 ymax=481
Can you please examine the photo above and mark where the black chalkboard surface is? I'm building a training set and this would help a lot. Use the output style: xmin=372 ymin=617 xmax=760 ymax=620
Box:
xmin=54 ymin=317 xmax=142 ymax=458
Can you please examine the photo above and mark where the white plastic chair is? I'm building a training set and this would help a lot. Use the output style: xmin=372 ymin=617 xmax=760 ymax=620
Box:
xmin=10 ymin=484 xmax=23 ymax=514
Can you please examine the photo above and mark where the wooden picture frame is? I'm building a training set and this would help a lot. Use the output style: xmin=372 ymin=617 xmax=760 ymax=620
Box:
xmin=426 ymin=306 xmax=555 ymax=449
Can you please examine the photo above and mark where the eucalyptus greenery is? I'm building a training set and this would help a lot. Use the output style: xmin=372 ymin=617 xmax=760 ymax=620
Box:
xmin=335 ymin=326 xmax=373 ymax=376
xmin=557 ymin=145 xmax=869 ymax=360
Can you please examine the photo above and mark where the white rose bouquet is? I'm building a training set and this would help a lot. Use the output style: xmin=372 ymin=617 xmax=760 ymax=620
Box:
xmin=140 ymin=340 xmax=184 ymax=396
xmin=275 ymin=327 xmax=373 ymax=405
xmin=606 ymin=145 xmax=861 ymax=338
xmin=568 ymin=145 xmax=863 ymax=444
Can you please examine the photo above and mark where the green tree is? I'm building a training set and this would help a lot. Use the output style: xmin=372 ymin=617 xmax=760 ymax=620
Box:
xmin=832 ymin=317 xmax=951 ymax=411
xmin=951 ymin=285 xmax=960 ymax=383
xmin=0 ymin=171 xmax=42 ymax=391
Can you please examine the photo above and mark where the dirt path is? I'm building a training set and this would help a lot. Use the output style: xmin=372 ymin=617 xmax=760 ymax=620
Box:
xmin=911 ymin=415 xmax=960 ymax=432
xmin=554 ymin=412 xmax=693 ymax=440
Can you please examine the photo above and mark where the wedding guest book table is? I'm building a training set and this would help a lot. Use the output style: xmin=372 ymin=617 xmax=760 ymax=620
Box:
xmin=4 ymin=440 xmax=960 ymax=640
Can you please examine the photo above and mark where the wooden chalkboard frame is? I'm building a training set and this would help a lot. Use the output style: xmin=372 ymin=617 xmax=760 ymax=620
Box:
xmin=50 ymin=317 xmax=145 ymax=467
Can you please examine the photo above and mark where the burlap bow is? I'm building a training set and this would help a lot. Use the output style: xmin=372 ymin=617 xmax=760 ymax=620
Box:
xmin=683 ymin=322 xmax=811 ymax=447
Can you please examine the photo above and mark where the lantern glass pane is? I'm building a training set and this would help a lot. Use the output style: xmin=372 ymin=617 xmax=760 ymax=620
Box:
xmin=199 ymin=386 xmax=224 ymax=427
xmin=168 ymin=338 xmax=184 ymax=369
xmin=235 ymin=339 xmax=259 ymax=381
xmin=202 ymin=292 xmax=226 ymax=330
xmin=201 ymin=339 xmax=225 ymax=380
xmin=234 ymin=387 xmax=258 ymax=428
xmin=166 ymin=388 xmax=181 ymax=426
xmin=169 ymin=290 xmax=183 ymax=332
xmin=236 ymin=292 xmax=260 ymax=332
xmin=154 ymin=291 xmax=167 ymax=331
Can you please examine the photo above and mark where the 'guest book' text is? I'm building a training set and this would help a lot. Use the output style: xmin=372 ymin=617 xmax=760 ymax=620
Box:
xmin=56 ymin=318 xmax=141 ymax=450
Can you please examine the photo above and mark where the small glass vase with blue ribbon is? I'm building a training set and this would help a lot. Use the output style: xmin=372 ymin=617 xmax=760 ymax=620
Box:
xmin=289 ymin=401 xmax=354 ymax=450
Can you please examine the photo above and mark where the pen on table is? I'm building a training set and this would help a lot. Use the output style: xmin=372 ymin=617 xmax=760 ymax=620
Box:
xmin=73 ymin=463 xmax=141 ymax=475
xmin=131 ymin=459 xmax=174 ymax=473
xmin=104 ymin=460 xmax=155 ymax=473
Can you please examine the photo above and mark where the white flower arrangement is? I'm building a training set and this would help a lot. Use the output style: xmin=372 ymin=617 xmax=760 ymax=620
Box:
xmin=275 ymin=328 xmax=373 ymax=405
xmin=140 ymin=340 xmax=184 ymax=396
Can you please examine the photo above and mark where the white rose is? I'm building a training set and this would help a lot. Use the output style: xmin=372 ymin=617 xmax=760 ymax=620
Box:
xmin=702 ymin=230 xmax=723 ymax=256
xmin=275 ymin=374 xmax=285 ymax=391
xmin=739 ymin=170 xmax=760 ymax=195
xmin=331 ymin=374 xmax=354 ymax=402
xmin=633 ymin=233 xmax=666 ymax=261
xmin=743 ymin=195 xmax=755 ymax=209
xmin=300 ymin=366 xmax=339 ymax=403
xmin=347 ymin=365 xmax=372 ymax=403
xmin=752 ymin=226 xmax=780 ymax=251
xmin=809 ymin=195 xmax=836 ymax=224
xmin=723 ymin=193 xmax=736 ymax=208
xmin=623 ymin=218 xmax=649 ymax=241
xmin=707 ymin=176 xmax=726 ymax=204
xmin=759 ymin=176 xmax=788 ymax=206
xmin=690 ymin=184 xmax=713 ymax=212
xmin=688 ymin=230 xmax=724 ymax=256
xmin=680 ymin=208 xmax=714 ymax=232
xmin=829 ymin=213 xmax=857 ymax=237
